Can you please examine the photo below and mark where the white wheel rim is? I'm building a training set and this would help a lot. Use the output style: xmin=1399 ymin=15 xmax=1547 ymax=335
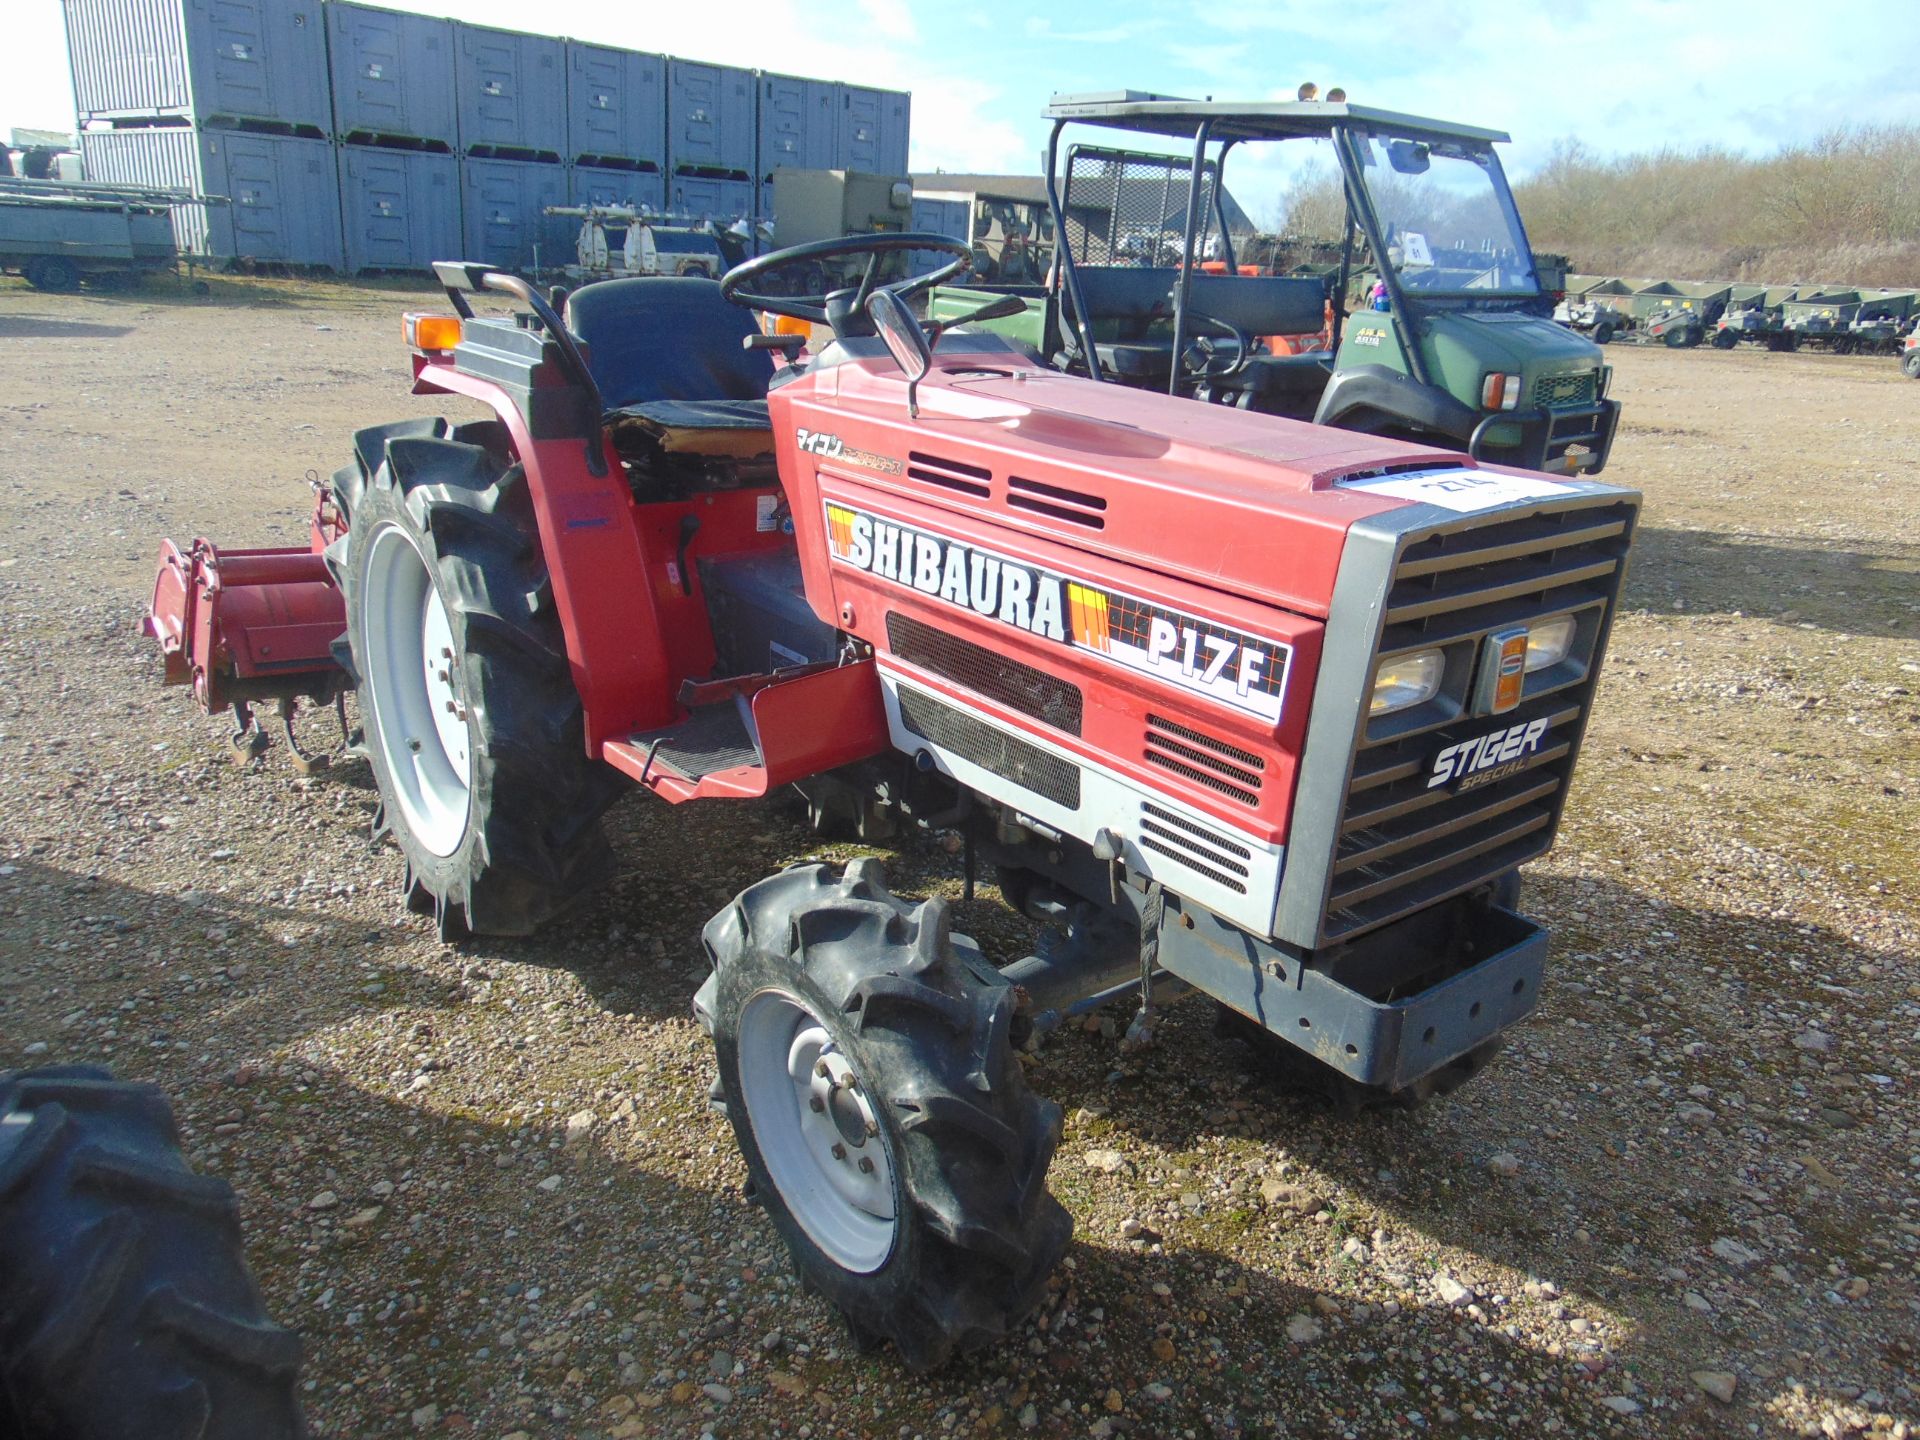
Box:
xmin=737 ymin=989 xmax=897 ymax=1273
xmin=363 ymin=525 xmax=472 ymax=857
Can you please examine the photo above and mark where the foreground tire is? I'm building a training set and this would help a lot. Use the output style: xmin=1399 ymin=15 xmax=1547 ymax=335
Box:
xmin=1904 ymin=350 xmax=1920 ymax=378
xmin=334 ymin=419 xmax=618 ymax=938
xmin=1711 ymin=329 xmax=1738 ymax=349
xmin=0 ymin=1067 xmax=303 ymax=1439
xmin=698 ymin=862 xmax=1071 ymax=1372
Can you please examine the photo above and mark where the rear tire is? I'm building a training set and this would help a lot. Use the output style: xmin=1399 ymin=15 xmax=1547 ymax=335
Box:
xmin=1711 ymin=329 xmax=1738 ymax=349
xmin=699 ymin=861 xmax=1071 ymax=1372
xmin=24 ymin=257 xmax=80 ymax=292
xmin=1591 ymin=321 xmax=1615 ymax=344
xmin=1903 ymin=350 xmax=1920 ymax=378
xmin=334 ymin=419 xmax=619 ymax=938
xmin=0 ymin=1067 xmax=303 ymax=1439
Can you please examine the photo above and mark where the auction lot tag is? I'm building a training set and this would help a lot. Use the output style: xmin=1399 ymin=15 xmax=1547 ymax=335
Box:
xmin=1340 ymin=468 xmax=1568 ymax=513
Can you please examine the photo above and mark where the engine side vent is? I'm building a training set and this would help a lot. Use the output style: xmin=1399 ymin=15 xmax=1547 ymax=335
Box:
xmin=1144 ymin=713 xmax=1264 ymax=807
xmin=907 ymin=451 xmax=991 ymax=498
xmin=897 ymin=683 xmax=1081 ymax=810
xmin=1139 ymin=800 xmax=1249 ymax=893
xmin=1007 ymin=474 xmax=1107 ymax=529
xmin=886 ymin=612 xmax=1084 ymax=735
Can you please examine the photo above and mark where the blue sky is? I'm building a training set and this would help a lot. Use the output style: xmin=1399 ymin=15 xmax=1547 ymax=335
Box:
xmin=10 ymin=0 xmax=1920 ymax=221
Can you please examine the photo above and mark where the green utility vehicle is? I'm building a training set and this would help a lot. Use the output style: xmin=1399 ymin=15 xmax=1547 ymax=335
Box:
xmin=932 ymin=91 xmax=1619 ymax=475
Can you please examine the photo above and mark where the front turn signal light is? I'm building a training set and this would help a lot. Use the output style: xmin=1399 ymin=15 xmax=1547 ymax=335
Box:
xmin=404 ymin=313 xmax=463 ymax=352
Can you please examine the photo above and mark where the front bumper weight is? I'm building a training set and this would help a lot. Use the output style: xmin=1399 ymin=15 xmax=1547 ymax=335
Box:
xmin=1158 ymin=899 xmax=1547 ymax=1091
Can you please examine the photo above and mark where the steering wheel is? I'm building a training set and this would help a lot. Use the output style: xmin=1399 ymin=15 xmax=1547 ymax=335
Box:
xmin=720 ymin=232 xmax=973 ymax=340
xmin=1179 ymin=312 xmax=1253 ymax=382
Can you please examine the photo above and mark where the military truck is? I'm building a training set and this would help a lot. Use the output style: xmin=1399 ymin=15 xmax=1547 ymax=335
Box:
xmin=933 ymin=92 xmax=1619 ymax=475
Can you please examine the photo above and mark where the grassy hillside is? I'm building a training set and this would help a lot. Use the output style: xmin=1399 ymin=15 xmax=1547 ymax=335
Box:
xmin=1514 ymin=127 xmax=1920 ymax=287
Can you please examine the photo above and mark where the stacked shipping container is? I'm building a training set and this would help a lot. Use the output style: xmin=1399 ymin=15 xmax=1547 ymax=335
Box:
xmin=327 ymin=3 xmax=457 ymax=275
xmin=67 ymin=0 xmax=342 ymax=266
xmin=60 ymin=0 xmax=913 ymax=272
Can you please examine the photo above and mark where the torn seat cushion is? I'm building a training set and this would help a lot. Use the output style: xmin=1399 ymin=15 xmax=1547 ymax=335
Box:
xmin=607 ymin=398 xmax=772 ymax=458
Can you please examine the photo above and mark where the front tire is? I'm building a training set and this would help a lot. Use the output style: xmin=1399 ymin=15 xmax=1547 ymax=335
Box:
xmin=699 ymin=862 xmax=1071 ymax=1372
xmin=334 ymin=419 xmax=618 ymax=937
xmin=1903 ymin=349 xmax=1920 ymax=378
xmin=0 ymin=1067 xmax=303 ymax=1439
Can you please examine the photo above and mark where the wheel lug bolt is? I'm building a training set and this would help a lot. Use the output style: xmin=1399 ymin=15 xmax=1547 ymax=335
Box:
xmin=815 ymin=1061 xmax=831 ymax=1080
xmin=857 ymin=1156 xmax=874 ymax=1174
xmin=865 ymin=1120 xmax=878 ymax=1137
xmin=808 ymin=1095 xmax=824 ymax=1113
xmin=830 ymin=1142 xmax=847 ymax=1160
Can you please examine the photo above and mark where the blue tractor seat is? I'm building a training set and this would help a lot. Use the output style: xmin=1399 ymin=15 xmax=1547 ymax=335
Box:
xmin=563 ymin=278 xmax=775 ymax=444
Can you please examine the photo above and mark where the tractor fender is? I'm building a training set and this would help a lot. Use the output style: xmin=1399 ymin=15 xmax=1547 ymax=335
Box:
xmin=1314 ymin=364 xmax=1480 ymax=443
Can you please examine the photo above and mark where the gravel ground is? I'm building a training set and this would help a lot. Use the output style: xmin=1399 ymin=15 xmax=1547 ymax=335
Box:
xmin=1 ymin=276 xmax=1916 ymax=1440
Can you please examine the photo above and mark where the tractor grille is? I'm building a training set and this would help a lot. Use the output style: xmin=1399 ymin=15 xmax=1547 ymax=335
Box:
xmin=897 ymin=682 xmax=1081 ymax=810
xmin=1322 ymin=499 xmax=1636 ymax=942
xmin=1139 ymin=800 xmax=1249 ymax=894
xmin=1533 ymin=371 xmax=1599 ymax=408
xmin=886 ymin=612 xmax=1084 ymax=735
xmin=1144 ymin=714 xmax=1263 ymax=807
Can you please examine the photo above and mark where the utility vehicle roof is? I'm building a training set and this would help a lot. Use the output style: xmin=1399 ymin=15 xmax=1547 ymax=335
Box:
xmin=1045 ymin=91 xmax=1510 ymax=146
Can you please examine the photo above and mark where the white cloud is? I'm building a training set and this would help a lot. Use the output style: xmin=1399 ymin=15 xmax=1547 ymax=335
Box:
xmin=854 ymin=0 xmax=919 ymax=44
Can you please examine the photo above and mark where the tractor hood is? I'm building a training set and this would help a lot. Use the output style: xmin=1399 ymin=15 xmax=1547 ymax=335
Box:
xmin=776 ymin=345 xmax=1601 ymax=619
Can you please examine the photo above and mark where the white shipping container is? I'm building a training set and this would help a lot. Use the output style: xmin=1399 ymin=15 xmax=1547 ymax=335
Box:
xmin=63 ymin=0 xmax=330 ymax=132
xmin=80 ymin=124 xmax=343 ymax=266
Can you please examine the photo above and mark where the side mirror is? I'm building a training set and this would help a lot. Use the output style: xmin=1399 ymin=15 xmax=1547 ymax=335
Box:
xmin=865 ymin=289 xmax=933 ymax=418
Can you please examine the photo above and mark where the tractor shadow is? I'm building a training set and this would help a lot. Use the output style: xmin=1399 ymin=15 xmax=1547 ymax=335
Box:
xmin=1027 ymin=870 xmax=1909 ymax=1429
xmin=0 ymin=855 xmax=470 ymax=1072
xmin=0 ymin=312 xmax=136 ymax=339
xmin=1623 ymin=525 xmax=1920 ymax=638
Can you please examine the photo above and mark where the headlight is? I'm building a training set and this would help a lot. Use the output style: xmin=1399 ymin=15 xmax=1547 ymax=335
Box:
xmin=1371 ymin=649 xmax=1445 ymax=716
xmin=1525 ymin=615 xmax=1577 ymax=672
xmin=1480 ymin=372 xmax=1522 ymax=411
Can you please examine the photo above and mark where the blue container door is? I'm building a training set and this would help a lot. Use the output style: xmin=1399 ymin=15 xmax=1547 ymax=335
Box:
xmin=837 ymin=85 xmax=908 ymax=174
xmin=567 ymin=43 xmax=664 ymax=167
xmin=327 ymin=3 xmax=455 ymax=145
xmin=909 ymin=195 xmax=969 ymax=273
xmin=668 ymin=60 xmax=753 ymax=176
xmin=456 ymin=25 xmax=565 ymax=158
xmin=758 ymin=73 xmax=835 ymax=181
xmin=572 ymin=164 xmax=665 ymax=215
xmin=669 ymin=174 xmax=752 ymax=223
xmin=461 ymin=158 xmax=569 ymax=270
xmin=186 ymin=0 xmax=330 ymax=132
xmin=340 ymin=147 xmax=459 ymax=272
xmin=202 ymin=129 xmax=343 ymax=267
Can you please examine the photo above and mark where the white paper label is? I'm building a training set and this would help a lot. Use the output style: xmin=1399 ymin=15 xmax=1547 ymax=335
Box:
xmin=1339 ymin=468 xmax=1568 ymax=514
xmin=755 ymin=494 xmax=779 ymax=532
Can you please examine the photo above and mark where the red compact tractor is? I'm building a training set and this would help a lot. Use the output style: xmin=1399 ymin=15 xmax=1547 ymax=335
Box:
xmin=146 ymin=226 xmax=1638 ymax=1369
